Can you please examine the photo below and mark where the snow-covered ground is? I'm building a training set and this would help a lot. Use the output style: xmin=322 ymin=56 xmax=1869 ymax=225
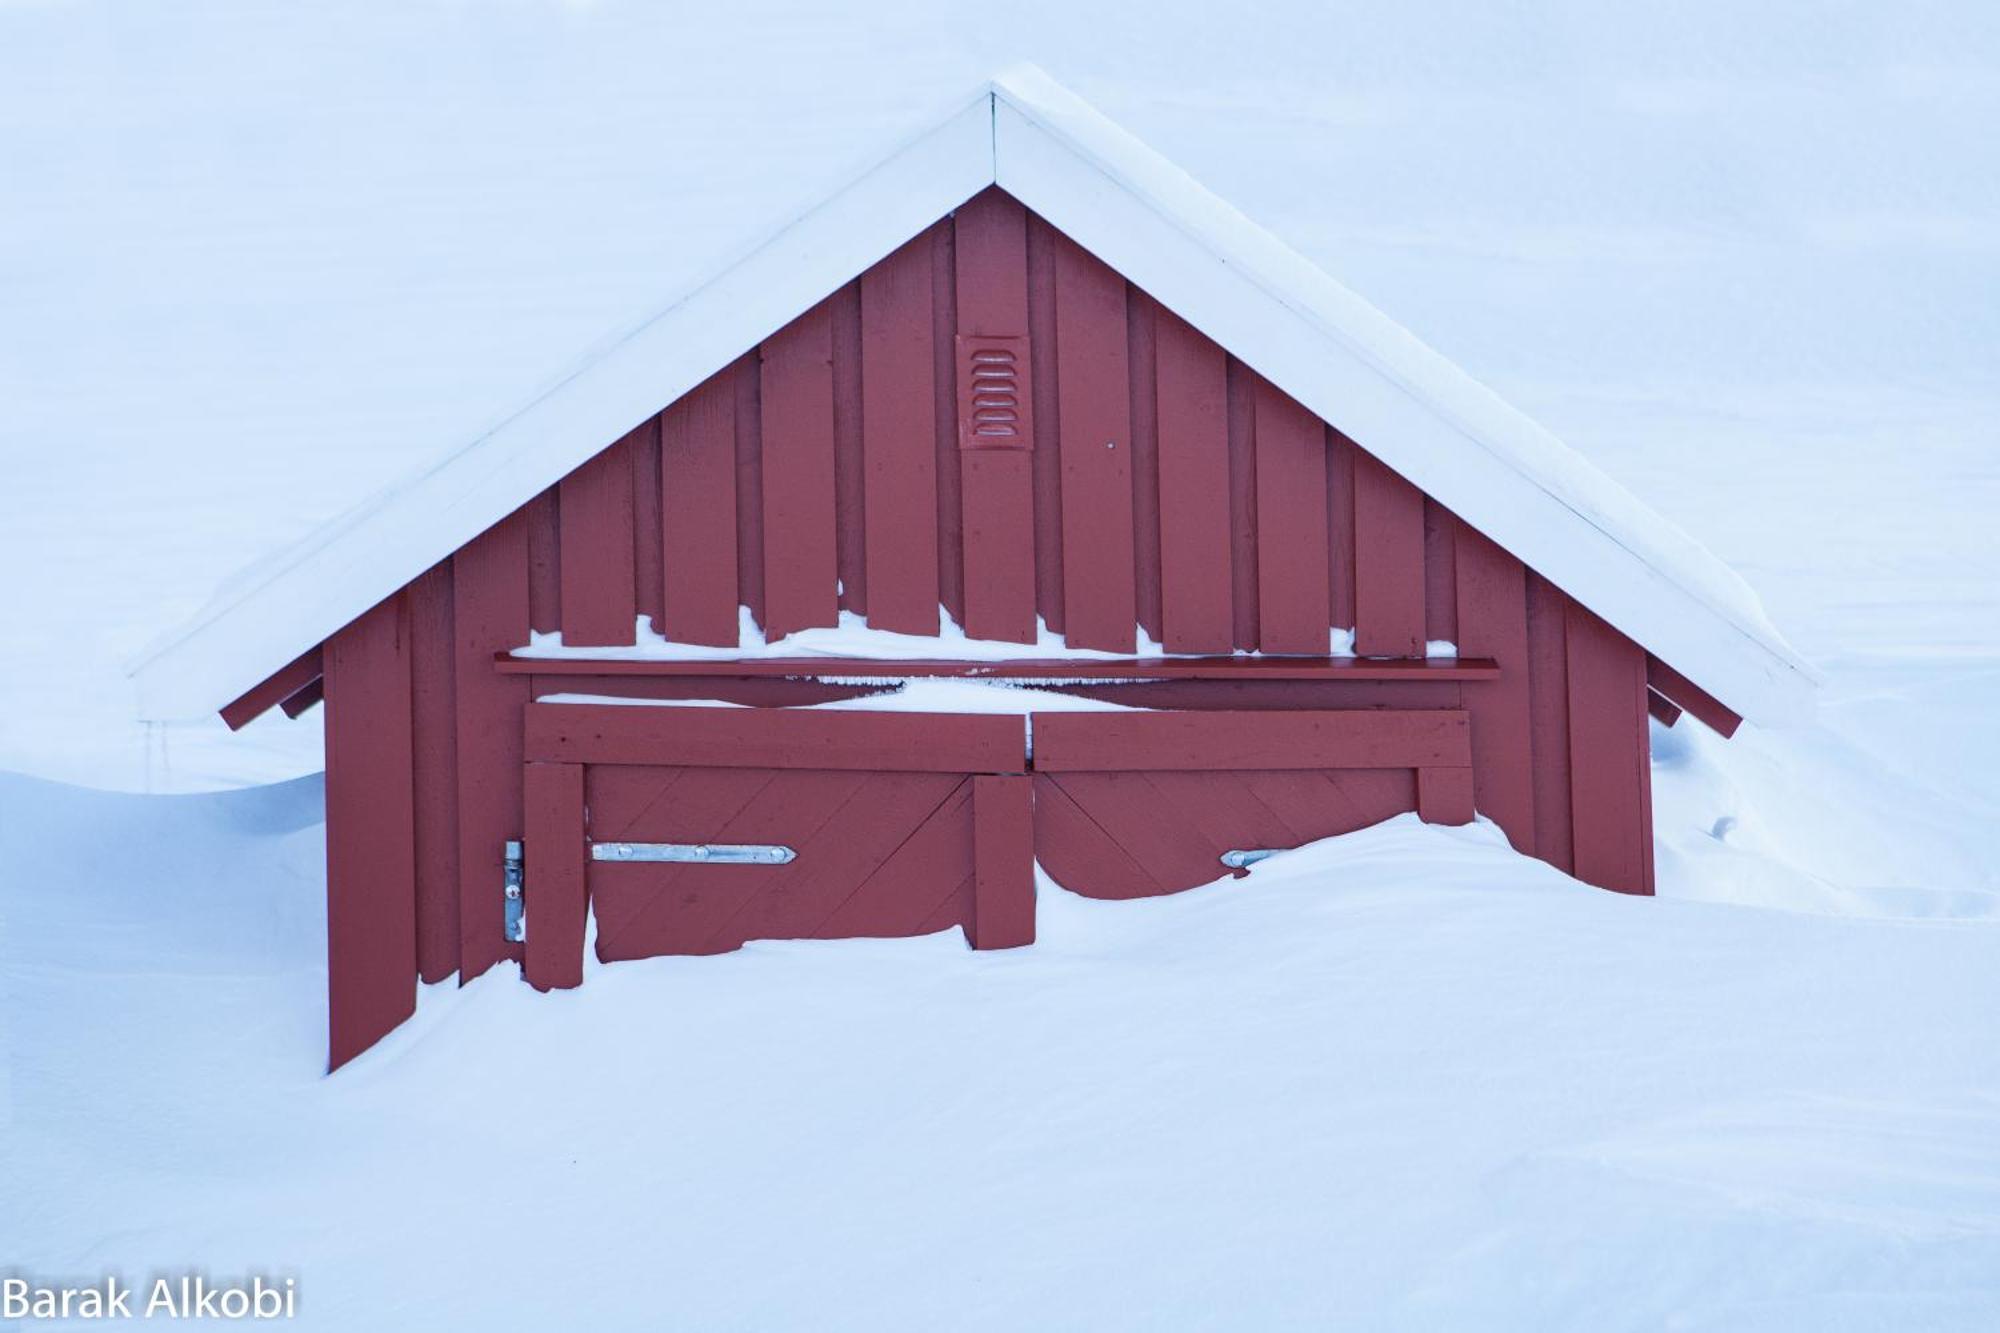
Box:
xmin=4 ymin=3 xmax=1998 ymax=1329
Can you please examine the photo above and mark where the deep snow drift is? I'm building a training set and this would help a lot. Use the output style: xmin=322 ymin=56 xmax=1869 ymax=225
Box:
xmin=5 ymin=779 xmax=1998 ymax=1331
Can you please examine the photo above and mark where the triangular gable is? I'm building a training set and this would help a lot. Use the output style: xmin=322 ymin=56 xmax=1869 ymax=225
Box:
xmin=130 ymin=66 xmax=1816 ymax=725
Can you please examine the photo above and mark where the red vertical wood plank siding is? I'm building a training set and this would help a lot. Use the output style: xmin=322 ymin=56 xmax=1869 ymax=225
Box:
xmin=831 ymin=281 xmax=868 ymax=616
xmin=324 ymin=594 xmax=416 ymax=1070
xmin=523 ymin=761 xmax=587 ymax=990
xmin=860 ymin=234 xmax=941 ymax=635
xmin=454 ymin=513 xmax=531 ymax=978
xmin=760 ymin=299 xmax=840 ymax=639
xmin=408 ymin=561 xmax=460 ymax=984
xmin=930 ymin=220 xmax=965 ymax=625
xmin=1127 ymin=289 xmax=1164 ymax=645
xmin=1225 ymin=358 xmax=1260 ymax=651
xmin=632 ymin=416 xmax=665 ymax=632
xmin=1253 ymin=379 xmax=1332 ymax=653
xmin=1053 ymin=233 xmax=1136 ymax=652
xmin=955 ymin=189 xmax=1038 ymax=643
xmin=661 ymin=370 xmax=741 ymax=646
xmin=1423 ymin=500 xmax=1459 ymax=646
xmin=1153 ymin=308 xmax=1233 ymax=653
xmin=525 ymin=488 xmax=560 ymax=635
xmin=1565 ymin=602 xmax=1654 ymax=895
xmin=1637 ymin=702 xmax=1659 ymax=895
xmin=733 ymin=353 xmax=765 ymax=629
xmin=971 ymin=774 xmax=1036 ymax=949
xmin=1328 ymin=431 xmax=1358 ymax=630
xmin=1026 ymin=214 xmax=1065 ymax=633
xmin=1353 ymin=450 xmax=1426 ymax=656
xmin=1453 ymin=525 xmax=1535 ymax=854
xmin=1526 ymin=573 xmax=1575 ymax=874
xmin=558 ymin=432 xmax=638 ymax=647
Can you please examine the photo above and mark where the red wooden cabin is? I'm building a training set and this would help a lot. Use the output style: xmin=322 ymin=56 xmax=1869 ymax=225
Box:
xmin=134 ymin=71 xmax=1815 ymax=1069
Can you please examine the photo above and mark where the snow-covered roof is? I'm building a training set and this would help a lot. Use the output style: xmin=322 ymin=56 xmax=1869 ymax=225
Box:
xmin=129 ymin=65 xmax=1817 ymax=726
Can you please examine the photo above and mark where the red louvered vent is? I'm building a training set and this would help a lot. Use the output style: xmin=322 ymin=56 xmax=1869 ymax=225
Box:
xmin=956 ymin=334 xmax=1034 ymax=450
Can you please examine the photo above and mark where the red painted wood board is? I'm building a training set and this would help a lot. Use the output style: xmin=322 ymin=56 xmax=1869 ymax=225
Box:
xmin=1327 ymin=430 xmax=1358 ymax=630
xmin=760 ymin=300 xmax=840 ymax=638
xmin=831 ymin=280 xmax=867 ymax=616
xmin=1039 ymin=766 xmax=1418 ymax=899
xmin=408 ymin=561 xmax=460 ymax=984
xmin=219 ymin=646 xmax=322 ymax=730
xmin=1153 ymin=307 xmax=1233 ymax=653
xmin=453 ymin=512 xmax=532 ymax=980
xmin=526 ymin=674 xmax=885 ymax=708
xmin=1026 ymin=214 xmax=1066 ymax=633
xmin=1452 ymin=524 xmax=1536 ymax=854
xmin=971 ymin=774 xmax=1035 ymax=948
xmin=861 ymin=233 xmax=941 ymax=635
xmin=1253 ymin=378 xmax=1332 ymax=653
xmin=525 ymin=488 xmax=560 ymax=636
xmin=1053 ymin=233 xmax=1136 ymax=651
xmin=701 ymin=772 xmax=959 ymax=950
xmin=955 ymin=189 xmax=1037 ymax=642
xmin=1565 ymin=602 xmax=1653 ymax=894
xmin=1046 ymin=679 xmax=1463 ymax=713
xmin=558 ymin=431 xmax=638 ymax=647
xmin=661 ymin=369 xmax=741 ymax=647
xmin=588 ymin=767 xmax=975 ymax=959
xmin=1646 ymin=654 xmax=1742 ymax=737
xmin=278 ymin=677 xmax=323 ymax=718
xmin=1225 ymin=359 xmax=1260 ymax=651
xmin=1353 ymin=450 xmax=1426 ymax=657
xmin=526 ymin=703 xmax=1026 ymax=772
xmin=1127 ymin=290 xmax=1164 ymax=644
xmin=1526 ymin=573 xmax=1576 ymax=874
xmin=1423 ymin=500 xmax=1459 ymax=647
xmin=523 ymin=761 xmax=586 ymax=990
xmin=1416 ymin=767 xmax=1476 ymax=825
xmin=1238 ymin=768 xmax=1416 ymax=851
xmin=1648 ymin=689 xmax=1684 ymax=727
xmin=631 ymin=416 xmax=665 ymax=632
xmin=930 ymin=220 xmax=965 ymax=625
xmin=733 ymin=352 xmax=766 ymax=629
xmin=1045 ymin=771 xmax=1225 ymax=889
xmin=959 ymin=453 xmax=1037 ymax=642
xmin=814 ymin=780 xmax=976 ymax=942
xmin=495 ymin=653 xmax=1499 ymax=681
xmin=1031 ymin=709 xmax=1471 ymax=772
xmin=323 ymin=594 xmax=416 ymax=1071
xmin=1030 ymin=774 xmax=1164 ymax=899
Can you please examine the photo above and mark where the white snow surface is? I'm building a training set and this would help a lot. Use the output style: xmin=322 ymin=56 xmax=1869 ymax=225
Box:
xmin=5 ymin=3 xmax=2000 ymax=1329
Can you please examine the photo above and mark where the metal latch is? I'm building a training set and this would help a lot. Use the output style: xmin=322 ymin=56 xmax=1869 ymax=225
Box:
xmin=591 ymin=842 xmax=795 ymax=865
xmin=1220 ymin=848 xmax=1280 ymax=870
xmin=503 ymin=840 xmax=525 ymax=943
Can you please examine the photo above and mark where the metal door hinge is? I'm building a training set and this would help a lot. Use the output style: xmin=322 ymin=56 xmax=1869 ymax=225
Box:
xmin=503 ymin=840 xmax=525 ymax=942
xmin=591 ymin=841 xmax=795 ymax=865
xmin=1220 ymin=848 xmax=1279 ymax=870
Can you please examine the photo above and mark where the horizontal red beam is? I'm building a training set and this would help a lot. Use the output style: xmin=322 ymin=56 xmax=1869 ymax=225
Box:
xmin=524 ymin=702 xmax=1026 ymax=772
xmin=219 ymin=647 xmax=323 ymax=731
xmin=1031 ymin=708 xmax=1472 ymax=772
xmin=495 ymin=653 xmax=1497 ymax=682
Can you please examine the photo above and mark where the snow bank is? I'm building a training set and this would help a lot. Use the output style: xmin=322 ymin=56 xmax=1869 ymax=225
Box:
xmin=5 ymin=773 xmax=1999 ymax=1330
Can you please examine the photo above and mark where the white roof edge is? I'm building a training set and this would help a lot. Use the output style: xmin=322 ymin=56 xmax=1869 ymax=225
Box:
xmin=131 ymin=65 xmax=1817 ymax=728
xmin=990 ymin=65 xmax=1816 ymax=724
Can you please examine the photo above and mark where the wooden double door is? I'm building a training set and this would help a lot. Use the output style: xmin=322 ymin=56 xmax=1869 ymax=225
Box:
xmin=518 ymin=700 xmax=1473 ymax=989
